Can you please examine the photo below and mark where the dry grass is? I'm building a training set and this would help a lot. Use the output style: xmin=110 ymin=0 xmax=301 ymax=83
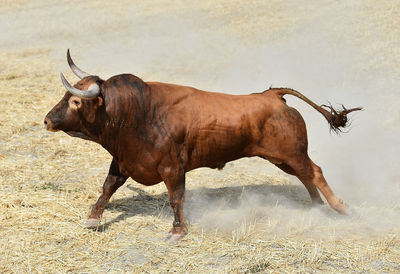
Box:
xmin=1 ymin=48 xmax=399 ymax=273
xmin=1 ymin=1 xmax=400 ymax=273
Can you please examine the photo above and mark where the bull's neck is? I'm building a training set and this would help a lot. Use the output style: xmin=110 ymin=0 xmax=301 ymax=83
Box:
xmin=96 ymin=101 xmax=157 ymax=159
xmin=78 ymin=114 xmax=107 ymax=145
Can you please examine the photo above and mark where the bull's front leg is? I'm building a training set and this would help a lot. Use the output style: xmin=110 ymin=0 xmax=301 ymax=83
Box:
xmin=162 ymin=170 xmax=187 ymax=241
xmin=85 ymin=158 xmax=128 ymax=228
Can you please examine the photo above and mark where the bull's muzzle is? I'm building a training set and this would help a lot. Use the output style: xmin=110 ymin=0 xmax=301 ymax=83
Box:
xmin=44 ymin=117 xmax=58 ymax=132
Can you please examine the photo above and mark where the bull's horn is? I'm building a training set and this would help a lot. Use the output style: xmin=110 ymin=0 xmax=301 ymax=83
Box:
xmin=60 ymin=73 xmax=100 ymax=99
xmin=67 ymin=49 xmax=91 ymax=79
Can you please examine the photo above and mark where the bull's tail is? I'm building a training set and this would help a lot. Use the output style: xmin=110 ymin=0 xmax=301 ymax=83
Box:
xmin=271 ymin=88 xmax=363 ymax=133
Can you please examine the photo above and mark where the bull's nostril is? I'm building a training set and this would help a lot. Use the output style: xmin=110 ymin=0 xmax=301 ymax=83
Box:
xmin=44 ymin=117 xmax=51 ymax=127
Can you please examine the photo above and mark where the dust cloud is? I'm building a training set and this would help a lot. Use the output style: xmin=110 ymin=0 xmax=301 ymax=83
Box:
xmin=2 ymin=1 xmax=399 ymax=238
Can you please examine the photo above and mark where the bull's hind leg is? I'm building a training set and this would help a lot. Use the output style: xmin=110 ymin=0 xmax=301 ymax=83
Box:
xmin=274 ymin=163 xmax=323 ymax=206
xmin=287 ymin=156 xmax=346 ymax=214
xmin=85 ymin=159 xmax=128 ymax=228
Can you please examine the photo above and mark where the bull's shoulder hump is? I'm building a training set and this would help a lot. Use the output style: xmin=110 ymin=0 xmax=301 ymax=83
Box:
xmin=102 ymin=74 xmax=146 ymax=90
xmin=105 ymin=74 xmax=139 ymax=82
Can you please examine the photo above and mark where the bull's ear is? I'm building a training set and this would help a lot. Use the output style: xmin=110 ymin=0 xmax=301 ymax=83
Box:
xmin=96 ymin=96 xmax=103 ymax=107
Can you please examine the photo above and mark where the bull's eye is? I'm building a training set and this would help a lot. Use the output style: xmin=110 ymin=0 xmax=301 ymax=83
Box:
xmin=69 ymin=97 xmax=82 ymax=109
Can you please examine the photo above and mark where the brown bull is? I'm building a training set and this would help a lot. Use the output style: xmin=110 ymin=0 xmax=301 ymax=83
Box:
xmin=44 ymin=50 xmax=362 ymax=240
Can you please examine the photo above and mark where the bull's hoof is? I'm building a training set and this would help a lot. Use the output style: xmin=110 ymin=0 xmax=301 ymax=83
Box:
xmin=331 ymin=199 xmax=347 ymax=215
xmin=165 ymin=227 xmax=187 ymax=243
xmin=84 ymin=218 xmax=100 ymax=229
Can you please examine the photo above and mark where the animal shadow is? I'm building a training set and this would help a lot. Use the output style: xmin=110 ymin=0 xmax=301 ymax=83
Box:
xmin=97 ymin=181 xmax=331 ymax=231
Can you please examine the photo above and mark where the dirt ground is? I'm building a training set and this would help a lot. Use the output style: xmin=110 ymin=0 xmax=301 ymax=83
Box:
xmin=1 ymin=1 xmax=399 ymax=273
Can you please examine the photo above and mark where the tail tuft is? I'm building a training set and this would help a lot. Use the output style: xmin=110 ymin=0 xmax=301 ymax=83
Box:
xmin=271 ymin=87 xmax=363 ymax=134
xmin=321 ymin=104 xmax=363 ymax=133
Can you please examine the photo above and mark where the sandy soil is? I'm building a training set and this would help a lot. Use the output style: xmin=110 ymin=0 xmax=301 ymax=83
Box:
xmin=0 ymin=1 xmax=399 ymax=272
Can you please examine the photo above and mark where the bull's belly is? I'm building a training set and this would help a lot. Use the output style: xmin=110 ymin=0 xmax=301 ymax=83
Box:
xmin=186 ymin=137 xmax=248 ymax=171
xmin=189 ymin=154 xmax=245 ymax=171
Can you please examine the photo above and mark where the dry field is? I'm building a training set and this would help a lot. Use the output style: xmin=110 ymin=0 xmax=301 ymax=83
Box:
xmin=1 ymin=1 xmax=399 ymax=273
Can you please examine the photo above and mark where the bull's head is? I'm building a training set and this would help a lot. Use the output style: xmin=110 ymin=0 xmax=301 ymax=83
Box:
xmin=44 ymin=50 xmax=104 ymax=140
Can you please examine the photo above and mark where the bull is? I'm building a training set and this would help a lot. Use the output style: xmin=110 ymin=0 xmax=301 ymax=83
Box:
xmin=44 ymin=50 xmax=362 ymax=240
